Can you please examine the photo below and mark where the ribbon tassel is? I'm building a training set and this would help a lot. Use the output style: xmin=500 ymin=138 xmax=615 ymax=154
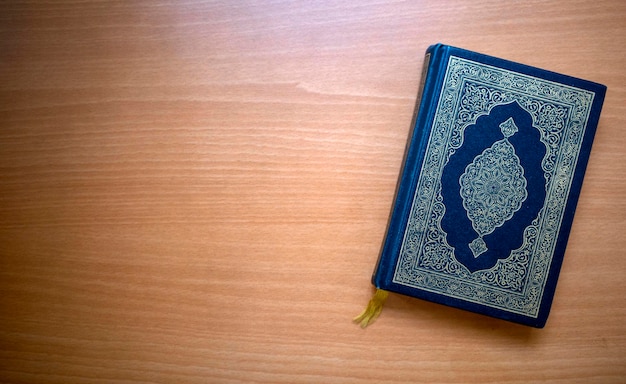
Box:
xmin=353 ymin=289 xmax=389 ymax=328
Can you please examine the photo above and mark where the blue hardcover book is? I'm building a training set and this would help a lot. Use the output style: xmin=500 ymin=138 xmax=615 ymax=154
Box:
xmin=361 ymin=44 xmax=606 ymax=328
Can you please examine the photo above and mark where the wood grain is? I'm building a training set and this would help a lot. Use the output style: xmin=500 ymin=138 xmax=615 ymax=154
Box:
xmin=0 ymin=1 xmax=624 ymax=383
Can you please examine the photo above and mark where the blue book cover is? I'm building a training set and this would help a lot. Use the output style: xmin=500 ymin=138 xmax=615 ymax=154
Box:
xmin=370 ymin=44 xmax=606 ymax=328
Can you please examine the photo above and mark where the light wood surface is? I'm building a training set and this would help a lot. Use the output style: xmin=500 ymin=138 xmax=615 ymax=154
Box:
xmin=1 ymin=1 xmax=625 ymax=383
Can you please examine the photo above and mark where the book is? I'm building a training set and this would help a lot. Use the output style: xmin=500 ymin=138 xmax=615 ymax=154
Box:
xmin=359 ymin=44 xmax=606 ymax=328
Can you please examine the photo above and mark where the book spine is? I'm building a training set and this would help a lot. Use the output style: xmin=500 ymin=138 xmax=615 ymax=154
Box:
xmin=372 ymin=44 xmax=449 ymax=288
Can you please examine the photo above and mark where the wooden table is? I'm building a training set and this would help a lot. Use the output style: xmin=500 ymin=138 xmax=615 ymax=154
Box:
xmin=1 ymin=1 xmax=624 ymax=383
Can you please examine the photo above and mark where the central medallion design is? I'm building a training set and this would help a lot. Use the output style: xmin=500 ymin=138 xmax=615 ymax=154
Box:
xmin=459 ymin=118 xmax=528 ymax=257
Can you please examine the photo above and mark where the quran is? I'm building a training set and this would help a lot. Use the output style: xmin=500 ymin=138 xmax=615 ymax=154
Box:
xmin=358 ymin=44 xmax=606 ymax=328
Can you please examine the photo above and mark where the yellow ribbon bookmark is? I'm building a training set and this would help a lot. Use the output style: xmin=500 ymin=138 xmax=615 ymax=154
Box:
xmin=353 ymin=289 xmax=389 ymax=328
